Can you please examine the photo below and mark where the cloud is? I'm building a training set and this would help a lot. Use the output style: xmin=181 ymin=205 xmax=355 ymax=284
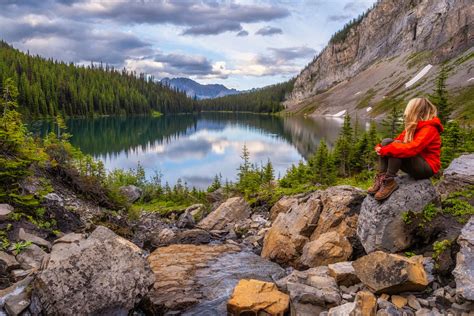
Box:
xmin=327 ymin=14 xmax=352 ymax=22
xmin=63 ymin=1 xmax=289 ymax=36
xmin=268 ymin=46 xmax=316 ymax=61
xmin=0 ymin=14 xmax=152 ymax=64
xmin=124 ymin=52 xmax=230 ymax=79
xmin=255 ymin=26 xmax=283 ymax=36
xmin=236 ymin=30 xmax=249 ymax=37
xmin=182 ymin=21 xmax=242 ymax=36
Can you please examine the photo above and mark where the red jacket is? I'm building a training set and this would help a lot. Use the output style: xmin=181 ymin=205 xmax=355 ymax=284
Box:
xmin=379 ymin=117 xmax=444 ymax=174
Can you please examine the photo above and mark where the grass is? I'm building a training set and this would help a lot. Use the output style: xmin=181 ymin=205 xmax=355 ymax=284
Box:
xmin=131 ymin=199 xmax=193 ymax=216
xmin=432 ymin=239 xmax=452 ymax=260
xmin=451 ymin=51 xmax=474 ymax=67
xmin=356 ymin=89 xmax=376 ymax=109
xmin=452 ymin=85 xmax=474 ymax=123
xmin=370 ymin=97 xmax=405 ymax=117
xmin=406 ymin=51 xmax=433 ymax=69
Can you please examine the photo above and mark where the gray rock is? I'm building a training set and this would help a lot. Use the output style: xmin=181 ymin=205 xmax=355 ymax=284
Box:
xmin=0 ymin=204 xmax=13 ymax=221
xmin=328 ymin=261 xmax=360 ymax=287
xmin=176 ymin=209 xmax=195 ymax=229
xmin=327 ymin=302 xmax=355 ymax=315
xmin=0 ymin=251 xmax=20 ymax=273
xmin=44 ymin=193 xmax=63 ymax=205
xmin=33 ymin=226 xmax=154 ymax=315
xmin=197 ymin=197 xmax=250 ymax=231
xmin=437 ymin=154 xmax=474 ymax=199
xmin=407 ymin=295 xmax=421 ymax=310
xmin=118 ymin=185 xmax=142 ymax=203
xmin=453 ymin=216 xmax=474 ymax=301
xmin=0 ymin=276 xmax=34 ymax=306
xmin=357 ymin=175 xmax=439 ymax=253
xmin=18 ymin=228 xmax=51 ymax=250
xmin=16 ymin=244 xmax=47 ymax=270
xmin=4 ymin=290 xmax=30 ymax=316
xmin=277 ymin=266 xmax=341 ymax=310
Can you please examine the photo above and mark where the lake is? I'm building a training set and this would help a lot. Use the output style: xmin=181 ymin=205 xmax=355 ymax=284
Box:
xmin=30 ymin=113 xmax=369 ymax=189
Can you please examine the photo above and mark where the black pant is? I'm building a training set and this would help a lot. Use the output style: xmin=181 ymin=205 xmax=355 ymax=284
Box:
xmin=378 ymin=138 xmax=434 ymax=179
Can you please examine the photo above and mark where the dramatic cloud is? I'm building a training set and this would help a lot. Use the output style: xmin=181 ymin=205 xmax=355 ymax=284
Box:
xmin=182 ymin=21 xmax=242 ymax=36
xmin=255 ymin=26 xmax=283 ymax=36
xmin=236 ymin=30 xmax=249 ymax=37
xmin=327 ymin=14 xmax=352 ymax=22
xmin=124 ymin=52 xmax=230 ymax=79
xmin=268 ymin=46 xmax=316 ymax=61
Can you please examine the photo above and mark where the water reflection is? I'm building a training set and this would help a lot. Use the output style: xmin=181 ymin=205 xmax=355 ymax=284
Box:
xmin=31 ymin=113 xmax=366 ymax=188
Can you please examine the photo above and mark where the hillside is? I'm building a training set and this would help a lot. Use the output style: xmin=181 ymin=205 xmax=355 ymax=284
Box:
xmin=286 ymin=0 xmax=474 ymax=121
xmin=161 ymin=77 xmax=240 ymax=99
xmin=0 ymin=41 xmax=198 ymax=117
xmin=200 ymin=79 xmax=295 ymax=113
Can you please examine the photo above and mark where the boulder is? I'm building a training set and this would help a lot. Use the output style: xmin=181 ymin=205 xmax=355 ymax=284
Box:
xmin=0 ymin=203 xmax=13 ymax=221
xmin=353 ymin=251 xmax=429 ymax=294
xmin=309 ymin=186 xmax=365 ymax=242
xmin=227 ymin=279 xmax=289 ymax=315
xmin=263 ymin=186 xmax=364 ymax=267
xmin=269 ymin=195 xmax=298 ymax=222
xmin=0 ymin=251 xmax=20 ymax=274
xmin=18 ymin=228 xmax=52 ymax=250
xmin=119 ymin=185 xmax=142 ymax=203
xmin=437 ymin=154 xmax=474 ymax=199
xmin=176 ymin=209 xmax=195 ymax=228
xmin=276 ymin=266 xmax=341 ymax=314
xmin=197 ymin=197 xmax=250 ymax=231
xmin=328 ymin=261 xmax=360 ymax=286
xmin=357 ymin=175 xmax=439 ymax=253
xmin=33 ymin=226 xmax=154 ymax=315
xmin=452 ymin=216 xmax=474 ymax=300
xmin=16 ymin=244 xmax=47 ymax=270
xmin=146 ymin=244 xmax=285 ymax=314
xmin=300 ymin=231 xmax=352 ymax=267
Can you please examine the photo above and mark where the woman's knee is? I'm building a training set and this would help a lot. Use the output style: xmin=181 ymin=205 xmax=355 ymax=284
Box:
xmin=381 ymin=138 xmax=394 ymax=146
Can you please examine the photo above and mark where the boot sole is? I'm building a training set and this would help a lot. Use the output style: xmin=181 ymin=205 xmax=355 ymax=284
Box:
xmin=374 ymin=184 xmax=399 ymax=201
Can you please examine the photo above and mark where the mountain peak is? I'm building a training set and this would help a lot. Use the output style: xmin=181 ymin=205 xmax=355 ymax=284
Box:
xmin=161 ymin=77 xmax=240 ymax=100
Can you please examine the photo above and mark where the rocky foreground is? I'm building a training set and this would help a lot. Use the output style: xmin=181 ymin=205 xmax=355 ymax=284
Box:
xmin=0 ymin=154 xmax=473 ymax=315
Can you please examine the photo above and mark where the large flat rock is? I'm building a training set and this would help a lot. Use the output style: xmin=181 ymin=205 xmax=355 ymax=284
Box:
xmin=146 ymin=243 xmax=285 ymax=315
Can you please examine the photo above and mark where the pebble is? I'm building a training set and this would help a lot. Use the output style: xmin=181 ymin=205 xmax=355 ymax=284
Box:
xmin=407 ymin=295 xmax=421 ymax=310
xmin=432 ymin=288 xmax=444 ymax=297
xmin=391 ymin=295 xmax=408 ymax=308
xmin=342 ymin=293 xmax=353 ymax=301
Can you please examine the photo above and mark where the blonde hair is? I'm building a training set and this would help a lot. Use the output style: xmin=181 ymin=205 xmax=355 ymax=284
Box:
xmin=403 ymin=98 xmax=437 ymax=143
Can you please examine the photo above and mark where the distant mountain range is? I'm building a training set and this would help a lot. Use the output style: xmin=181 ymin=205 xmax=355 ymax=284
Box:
xmin=161 ymin=77 xmax=240 ymax=100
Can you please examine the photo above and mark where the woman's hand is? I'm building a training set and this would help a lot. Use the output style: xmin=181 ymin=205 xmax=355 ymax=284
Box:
xmin=375 ymin=145 xmax=381 ymax=155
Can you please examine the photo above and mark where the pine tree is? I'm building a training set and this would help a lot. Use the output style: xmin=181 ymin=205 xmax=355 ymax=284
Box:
xmin=334 ymin=114 xmax=354 ymax=177
xmin=262 ymin=159 xmax=274 ymax=184
xmin=430 ymin=65 xmax=451 ymax=125
xmin=382 ymin=105 xmax=404 ymax=138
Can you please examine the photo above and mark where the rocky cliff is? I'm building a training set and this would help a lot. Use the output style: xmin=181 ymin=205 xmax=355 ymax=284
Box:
xmin=286 ymin=0 xmax=474 ymax=119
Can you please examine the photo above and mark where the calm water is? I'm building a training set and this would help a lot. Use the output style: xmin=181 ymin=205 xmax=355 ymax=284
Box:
xmin=30 ymin=113 xmax=367 ymax=188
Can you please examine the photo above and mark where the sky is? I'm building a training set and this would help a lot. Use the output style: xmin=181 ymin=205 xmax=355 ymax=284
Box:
xmin=0 ymin=0 xmax=376 ymax=90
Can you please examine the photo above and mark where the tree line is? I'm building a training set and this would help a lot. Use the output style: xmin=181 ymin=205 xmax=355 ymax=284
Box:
xmin=0 ymin=41 xmax=198 ymax=117
xmin=198 ymin=79 xmax=295 ymax=113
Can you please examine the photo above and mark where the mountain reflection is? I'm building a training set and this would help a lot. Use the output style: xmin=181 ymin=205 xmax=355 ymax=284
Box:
xmin=31 ymin=113 xmax=366 ymax=188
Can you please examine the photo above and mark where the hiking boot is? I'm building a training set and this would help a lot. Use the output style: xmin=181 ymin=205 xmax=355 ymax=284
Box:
xmin=367 ymin=172 xmax=385 ymax=195
xmin=375 ymin=175 xmax=399 ymax=201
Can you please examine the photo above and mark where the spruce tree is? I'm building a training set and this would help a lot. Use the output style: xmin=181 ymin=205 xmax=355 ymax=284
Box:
xmin=430 ymin=65 xmax=451 ymax=125
xmin=334 ymin=114 xmax=353 ymax=177
xmin=382 ymin=105 xmax=403 ymax=138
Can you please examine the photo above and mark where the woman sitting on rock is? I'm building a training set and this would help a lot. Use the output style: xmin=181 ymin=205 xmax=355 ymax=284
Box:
xmin=368 ymin=97 xmax=444 ymax=200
